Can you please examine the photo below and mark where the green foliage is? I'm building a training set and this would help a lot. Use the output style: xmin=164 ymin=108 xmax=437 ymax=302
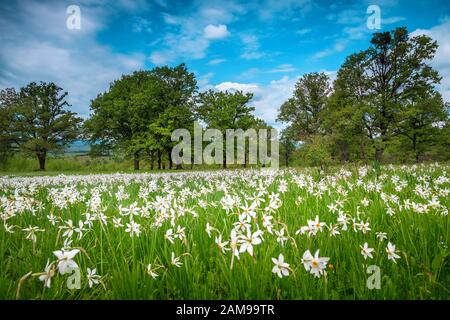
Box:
xmin=196 ymin=90 xmax=255 ymax=130
xmin=196 ymin=90 xmax=264 ymax=167
xmin=0 ymin=82 xmax=82 ymax=170
xmin=330 ymin=27 xmax=444 ymax=161
xmin=84 ymin=64 xmax=198 ymax=170
xmin=278 ymin=72 xmax=331 ymax=141
xmin=278 ymin=27 xmax=449 ymax=165
xmin=297 ymin=135 xmax=334 ymax=168
xmin=279 ymin=127 xmax=297 ymax=167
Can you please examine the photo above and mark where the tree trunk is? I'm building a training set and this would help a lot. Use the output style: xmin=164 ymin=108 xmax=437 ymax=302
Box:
xmin=168 ymin=150 xmax=172 ymax=170
xmin=285 ymin=152 xmax=289 ymax=167
xmin=413 ymin=134 xmax=419 ymax=163
xmin=37 ymin=153 xmax=46 ymax=171
xmin=359 ymin=142 xmax=366 ymax=163
xmin=133 ymin=151 xmax=140 ymax=170
xmin=244 ymin=148 xmax=248 ymax=168
xmin=157 ymin=150 xmax=162 ymax=170
xmin=149 ymin=150 xmax=154 ymax=170
xmin=375 ymin=147 xmax=384 ymax=162
xmin=222 ymin=134 xmax=227 ymax=169
xmin=376 ymin=124 xmax=387 ymax=162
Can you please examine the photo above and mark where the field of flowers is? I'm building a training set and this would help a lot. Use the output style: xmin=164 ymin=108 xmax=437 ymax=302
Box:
xmin=0 ymin=164 xmax=449 ymax=299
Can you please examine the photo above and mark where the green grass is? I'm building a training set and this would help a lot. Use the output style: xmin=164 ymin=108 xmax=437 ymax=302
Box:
xmin=0 ymin=155 xmax=252 ymax=176
xmin=0 ymin=164 xmax=448 ymax=299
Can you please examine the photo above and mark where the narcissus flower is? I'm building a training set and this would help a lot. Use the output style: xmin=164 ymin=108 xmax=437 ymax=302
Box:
xmin=271 ymin=254 xmax=290 ymax=278
xmin=302 ymin=249 xmax=329 ymax=278
xmin=238 ymin=229 xmax=262 ymax=256
xmin=38 ymin=259 xmax=56 ymax=288
xmin=147 ymin=264 xmax=159 ymax=279
xmin=86 ymin=268 xmax=101 ymax=288
xmin=386 ymin=242 xmax=401 ymax=262
xmin=360 ymin=243 xmax=374 ymax=260
xmin=125 ymin=221 xmax=141 ymax=237
xmin=215 ymin=234 xmax=230 ymax=253
xmin=171 ymin=252 xmax=182 ymax=268
xmin=53 ymin=249 xmax=80 ymax=274
xmin=376 ymin=232 xmax=387 ymax=241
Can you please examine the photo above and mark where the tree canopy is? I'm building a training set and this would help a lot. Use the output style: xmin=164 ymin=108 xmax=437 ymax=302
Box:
xmin=0 ymin=82 xmax=81 ymax=170
xmin=278 ymin=27 xmax=449 ymax=166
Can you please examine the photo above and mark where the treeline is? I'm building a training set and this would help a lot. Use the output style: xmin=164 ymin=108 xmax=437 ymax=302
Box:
xmin=84 ymin=64 xmax=270 ymax=171
xmin=0 ymin=64 xmax=268 ymax=171
xmin=0 ymin=27 xmax=449 ymax=171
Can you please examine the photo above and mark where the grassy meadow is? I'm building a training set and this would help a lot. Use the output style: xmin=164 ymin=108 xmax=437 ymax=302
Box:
xmin=0 ymin=163 xmax=448 ymax=299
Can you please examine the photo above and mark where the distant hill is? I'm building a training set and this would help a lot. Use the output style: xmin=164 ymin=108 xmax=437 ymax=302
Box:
xmin=66 ymin=140 xmax=91 ymax=155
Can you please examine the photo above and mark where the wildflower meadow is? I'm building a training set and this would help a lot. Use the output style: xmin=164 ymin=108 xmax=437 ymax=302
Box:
xmin=1 ymin=163 xmax=448 ymax=299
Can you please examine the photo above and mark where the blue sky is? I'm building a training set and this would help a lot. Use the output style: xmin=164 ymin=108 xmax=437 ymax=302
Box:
xmin=1 ymin=0 xmax=449 ymax=127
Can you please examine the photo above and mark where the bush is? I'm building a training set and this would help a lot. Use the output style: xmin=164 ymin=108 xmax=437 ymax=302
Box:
xmin=297 ymin=135 xmax=334 ymax=168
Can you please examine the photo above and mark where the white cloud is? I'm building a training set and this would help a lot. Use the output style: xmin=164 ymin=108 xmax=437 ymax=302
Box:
xmin=197 ymin=72 xmax=215 ymax=91
xmin=257 ymin=0 xmax=314 ymax=21
xmin=132 ymin=17 xmax=152 ymax=33
xmin=203 ymin=24 xmax=230 ymax=39
xmin=313 ymin=40 xmax=347 ymax=59
xmin=239 ymin=68 xmax=261 ymax=79
xmin=268 ymin=64 xmax=296 ymax=73
xmin=315 ymin=4 xmax=406 ymax=60
xmin=207 ymin=58 xmax=227 ymax=65
xmin=240 ymin=34 xmax=265 ymax=60
xmin=320 ymin=69 xmax=338 ymax=82
xmin=213 ymin=72 xmax=339 ymax=129
xmin=162 ymin=13 xmax=179 ymax=25
xmin=0 ymin=1 xmax=146 ymax=118
xmin=152 ymin=0 xmax=318 ymax=63
xmin=214 ymin=76 xmax=298 ymax=128
xmin=382 ymin=16 xmax=406 ymax=25
xmin=215 ymin=82 xmax=259 ymax=93
xmin=151 ymin=2 xmax=243 ymax=64
xmin=296 ymin=28 xmax=311 ymax=35
xmin=148 ymin=51 xmax=171 ymax=65
xmin=411 ymin=20 xmax=450 ymax=102
xmin=251 ymin=76 xmax=297 ymax=128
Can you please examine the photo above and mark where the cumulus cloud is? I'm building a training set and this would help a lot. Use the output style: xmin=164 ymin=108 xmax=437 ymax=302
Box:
xmin=149 ymin=51 xmax=173 ymax=65
xmin=207 ymin=58 xmax=227 ymax=65
xmin=203 ymin=24 xmax=230 ymax=39
xmin=197 ymin=72 xmax=215 ymax=91
xmin=150 ymin=2 xmax=242 ymax=64
xmin=214 ymin=76 xmax=298 ymax=128
xmin=0 ymin=1 xmax=146 ymax=118
xmin=251 ymin=76 xmax=297 ymax=128
xmin=411 ymin=19 xmax=450 ymax=102
xmin=215 ymin=82 xmax=259 ymax=93
xmin=268 ymin=64 xmax=296 ymax=73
